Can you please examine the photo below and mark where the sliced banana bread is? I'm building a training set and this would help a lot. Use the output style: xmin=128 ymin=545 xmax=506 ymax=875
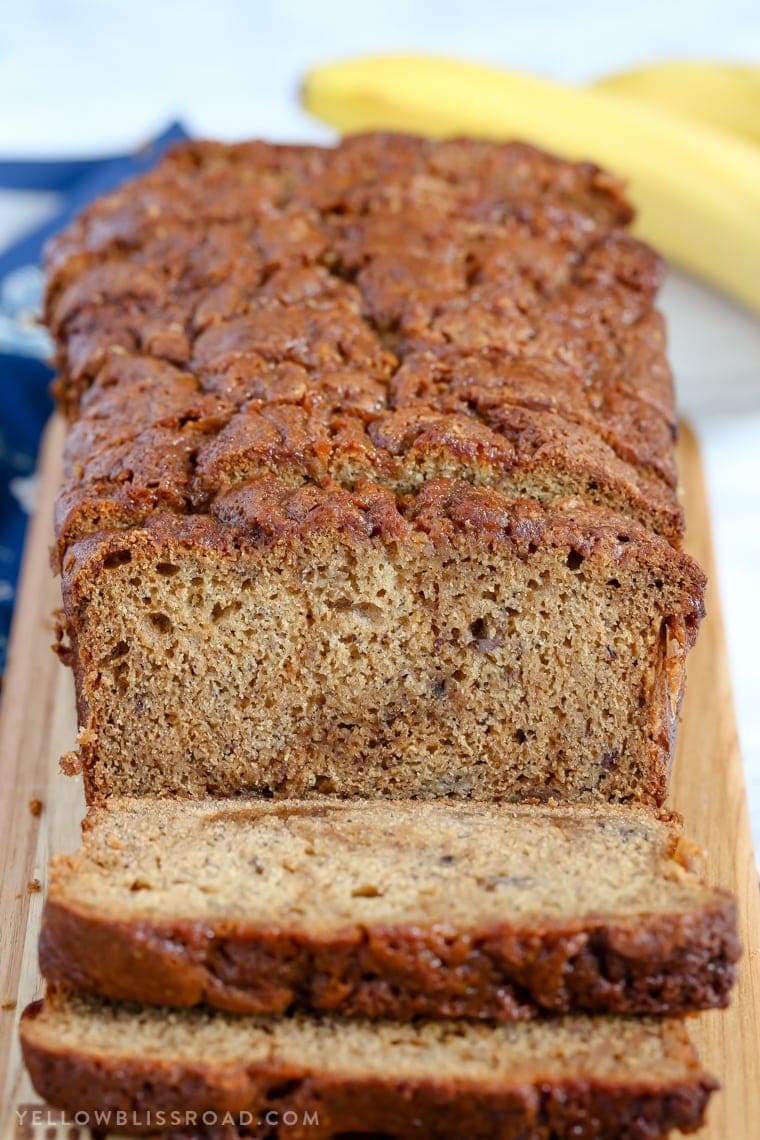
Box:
xmin=58 ymin=488 xmax=703 ymax=804
xmin=20 ymin=989 xmax=717 ymax=1139
xmin=39 ymin=799 xmax=739 ymax=1019
xmin=47 ymin=134 xmax=703 ymax=805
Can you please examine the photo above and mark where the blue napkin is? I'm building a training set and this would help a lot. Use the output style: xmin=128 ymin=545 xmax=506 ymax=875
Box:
xmin=0 ymin=122 xmax=190 ymax=669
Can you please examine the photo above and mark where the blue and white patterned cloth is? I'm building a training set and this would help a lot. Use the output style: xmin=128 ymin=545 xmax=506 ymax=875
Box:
xmin=0 ymin=123 xmax=189 ymax=669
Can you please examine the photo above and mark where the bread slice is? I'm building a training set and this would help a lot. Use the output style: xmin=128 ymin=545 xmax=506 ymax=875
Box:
xmin=58 ymin=488 xmax=703 ymax=806
xmin=39 ymin=799 xmax=739 ymax=1020
xmin=20 ymin=989 xmax=716 ymax=1139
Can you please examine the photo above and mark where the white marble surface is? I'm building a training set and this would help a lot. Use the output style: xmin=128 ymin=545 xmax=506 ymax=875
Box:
xmin=2 ymin=0 xmax=759 ymax=848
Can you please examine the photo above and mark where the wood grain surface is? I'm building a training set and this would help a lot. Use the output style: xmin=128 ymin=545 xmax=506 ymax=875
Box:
xmin=0 ymin=415 xmax=758 ymax=1138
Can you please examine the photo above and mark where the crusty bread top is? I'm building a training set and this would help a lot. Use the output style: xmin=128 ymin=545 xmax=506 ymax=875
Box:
xmin=45 ymin=134 xmax=684 ymax=554
xmin=49 ymin=799 xmax=725 ymax=930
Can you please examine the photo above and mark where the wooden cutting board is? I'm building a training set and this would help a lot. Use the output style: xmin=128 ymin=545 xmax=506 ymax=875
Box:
xmin=0 ymin=415 xmax=758 ymax=1138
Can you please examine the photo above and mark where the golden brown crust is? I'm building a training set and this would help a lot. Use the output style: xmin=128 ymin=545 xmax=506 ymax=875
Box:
xmin=39 ymin=894 xmax=739 ymax=1020
xmin=45 ymin=134 xmax=683 ymax=546
xmin=58 ymin=477 xmax=703 ymax=596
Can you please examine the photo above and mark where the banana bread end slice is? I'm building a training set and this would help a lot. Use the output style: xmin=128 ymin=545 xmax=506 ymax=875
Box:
xmin=21 ymin=989 xmax=717 ymax=1139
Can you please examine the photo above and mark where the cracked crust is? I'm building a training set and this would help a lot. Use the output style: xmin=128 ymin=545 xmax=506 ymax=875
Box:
xmin=46 ymin=134 xmax=682 ymax=546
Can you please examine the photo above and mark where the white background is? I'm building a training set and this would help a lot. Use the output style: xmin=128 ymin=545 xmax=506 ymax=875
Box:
xmin=1 ymin=0 xmax=759 ymax=846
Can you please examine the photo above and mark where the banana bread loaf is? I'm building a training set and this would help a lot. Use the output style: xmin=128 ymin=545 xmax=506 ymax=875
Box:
xmin=39 ymin=798 xmax=739 ymax=1020
xmin=48 ymin=135 xmax=704 ymax=803
xmin=21 ymin=989 xmax=717 ymax=1138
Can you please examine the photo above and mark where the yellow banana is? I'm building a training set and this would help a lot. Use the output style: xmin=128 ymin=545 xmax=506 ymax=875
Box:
xmin=593 ymin=61 xmax=760 ymax=147
xmin=302 ymin=55 xmax=760 ymax=315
